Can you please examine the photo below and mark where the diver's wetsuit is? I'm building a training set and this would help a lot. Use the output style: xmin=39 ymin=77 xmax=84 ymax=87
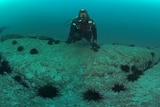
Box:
xmin=66 ymin=17 xmax=97 ymax=43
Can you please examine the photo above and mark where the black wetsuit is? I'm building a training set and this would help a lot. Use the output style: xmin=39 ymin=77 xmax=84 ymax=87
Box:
xmin=66 ymin=17 xmax=97 ymax=43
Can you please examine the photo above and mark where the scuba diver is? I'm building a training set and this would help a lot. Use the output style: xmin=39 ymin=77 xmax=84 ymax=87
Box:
xmin=66 ymin=9 xmax=100 ymax=52
xmin=0 ymin=26 xmax=9 ymax=34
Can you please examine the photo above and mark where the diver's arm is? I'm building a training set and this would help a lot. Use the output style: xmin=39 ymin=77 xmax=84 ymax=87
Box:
xmin=92 ymin=23 xmax=97 ymax=43
xmin=66 ymin=20 xmax=77 ymax=43
xmin=91 ymin=22 xmax=100 ymax=50
xmin=69 ymin=22 xmax=76 ymax=37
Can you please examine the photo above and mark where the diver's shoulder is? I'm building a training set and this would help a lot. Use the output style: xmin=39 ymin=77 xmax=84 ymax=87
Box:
xmin=88 ymin=18 xmax=96 ymax=25
xmin=89 ymin=18 xmax=95 ymax=22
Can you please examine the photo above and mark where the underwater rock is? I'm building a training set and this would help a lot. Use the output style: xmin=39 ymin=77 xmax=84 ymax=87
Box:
xmin=47 ymin=39 xmax=54 ymax=45
xmin=29 ymin=35 xmax=54 ymax=41
xmin=0 ymin=34 xmax=25 ymax=41
xmin=54 ymin=40 xmax=60 ymax=44
xmin=0 ymin=36 xmax=160 ymax=106
xmin=0 ymin=34 xmax=55 ymax=42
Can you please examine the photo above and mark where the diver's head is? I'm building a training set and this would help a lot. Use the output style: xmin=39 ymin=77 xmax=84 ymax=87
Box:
xmin=78 ymin=9 xmax=89 ymax=23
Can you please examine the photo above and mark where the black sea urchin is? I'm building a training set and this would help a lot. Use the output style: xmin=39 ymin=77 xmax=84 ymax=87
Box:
xmin=30 ymin=48 xmax=38 ymax=54
xmin=82 ymin=89 xmax=103 ymax=102
xmin=120 ymin=64 xmax=130 ymax=73
xmin=12 ymin=40 xmax=17 ymax=45
xmin=17 ymin=46 xmax=24 ymax=52
xmin=127 ymin=73 xmax=140 ymax=82
xmin=112 ymin=84 xmax=126 ymax=92
xmin=37 ymin=84 xmax=60 ymax=99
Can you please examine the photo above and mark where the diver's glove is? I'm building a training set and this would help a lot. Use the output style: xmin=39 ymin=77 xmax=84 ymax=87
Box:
xmin=92 ymin=43 xmax=100 ymax=52
xmin=92 ymin=43 xmax=100 ymax=48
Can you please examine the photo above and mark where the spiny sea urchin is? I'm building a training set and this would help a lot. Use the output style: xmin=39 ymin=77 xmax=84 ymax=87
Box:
xmin=17 ymin=46 xmax=24 ymax=52
xmin=112 ymin=84 xmax=126 ymax=92
xmin=82 ymin=88 xmax=103 ymax=102
xmin=37 ymin=84 xmax=60 ymax=99
xmin=120 ymin=64 xmax=130 ymax=73
xmin=30 ymin=48 xmax=38 ymax=54
xmin=127 ymin=73 xmax=140 ymax=82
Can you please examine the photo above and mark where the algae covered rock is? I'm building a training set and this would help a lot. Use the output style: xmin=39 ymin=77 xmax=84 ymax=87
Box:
xmin=0 ymin=35 xmax=160 ymax=107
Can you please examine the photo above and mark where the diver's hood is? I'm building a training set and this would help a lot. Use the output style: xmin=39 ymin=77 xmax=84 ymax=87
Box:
xmin=78 ymin=9 xmax=90 ymax=23
xmin=78 ymin=9 xmax=90 ymax=19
